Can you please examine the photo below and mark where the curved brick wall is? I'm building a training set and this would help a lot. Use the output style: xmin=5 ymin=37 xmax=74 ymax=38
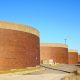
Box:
xmin=68 ymin=50 xmax=78 ymax=64
xmin=0 ymin=21 xmax=40 ymax=70
xmin=78 ymin=55 xmax=80 ymax=63
xmin=40 ymin=43 xmax=68 ymax=64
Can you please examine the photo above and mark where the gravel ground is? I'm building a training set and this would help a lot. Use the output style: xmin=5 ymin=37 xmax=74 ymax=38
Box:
xmin=0 ymin=64 xmax=79 ymax=80
xmin=0 ymin=68 xmax=70 ymax=80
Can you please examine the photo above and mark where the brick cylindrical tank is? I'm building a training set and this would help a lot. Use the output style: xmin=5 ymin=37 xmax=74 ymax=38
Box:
xmin=68 ymin=50 xmax=78 ymax=64
xmin=0 ymin=21 xmax=40 ymax=70
xmin=78 ymin=54 xmax=80 ymax=64
xmin=40 ymin=43 xmax=68 ymax=64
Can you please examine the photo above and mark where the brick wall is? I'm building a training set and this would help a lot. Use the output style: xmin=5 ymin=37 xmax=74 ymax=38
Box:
xmin=0 ymin=28 xmax=40 ymax=70
xmin=68 ymin=52 xmax=78 ymax=64
xmin=40 ymin=46 xmax=68 ymax=64
xmin=78 ymin=55 xmax=80 ymax=63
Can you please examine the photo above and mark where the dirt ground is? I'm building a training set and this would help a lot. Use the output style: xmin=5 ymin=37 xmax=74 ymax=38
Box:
xmin=0 ymin=64 xmax=79 ymax=80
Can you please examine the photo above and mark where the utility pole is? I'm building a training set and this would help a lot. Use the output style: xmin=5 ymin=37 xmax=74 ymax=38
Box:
xmin=64 ymin=39 xmax=67 ymax=44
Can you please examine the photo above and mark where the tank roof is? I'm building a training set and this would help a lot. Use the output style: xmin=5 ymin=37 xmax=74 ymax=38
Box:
xmin=40 ymin=43 xmax=68 ymax=48
xmin=68 ymin=49 xmax=78 ymax=53
xmin=0 ymin=21 xmax=39 ymax=36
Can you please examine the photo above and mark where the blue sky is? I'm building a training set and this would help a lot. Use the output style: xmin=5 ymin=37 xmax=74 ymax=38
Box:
xmin=0 ymin=0 xmax=80 ymax=53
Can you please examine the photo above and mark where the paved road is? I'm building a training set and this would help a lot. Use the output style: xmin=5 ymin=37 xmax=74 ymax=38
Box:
xmin=40 ymin=64 xmax=77 ymax=73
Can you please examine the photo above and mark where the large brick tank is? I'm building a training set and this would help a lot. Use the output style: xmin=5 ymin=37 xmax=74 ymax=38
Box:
xmin=40 ymin=43 xmax=68 ymax=64
xmin=78 ymin=54 xmax=80 ymax=63
xmin=68 ymin=50 xmax=78 ymax=64
xmin=0 ymin=21 xmax=40 ymax=70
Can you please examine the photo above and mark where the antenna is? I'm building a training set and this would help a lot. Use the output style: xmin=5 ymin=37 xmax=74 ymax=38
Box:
xmin=64 ymin=39 xmax=67 ymax=44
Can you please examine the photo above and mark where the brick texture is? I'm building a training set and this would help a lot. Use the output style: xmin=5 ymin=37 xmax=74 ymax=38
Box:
xmin=68 ymin=52 xmax=78 ymax=64
xmin=40 ymin=46 xmax=68 ymax=64
xmin=78 ymin=55 xmax=80 ymax=63
xmin=0 ymin=28 xmax=40 ymax=70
